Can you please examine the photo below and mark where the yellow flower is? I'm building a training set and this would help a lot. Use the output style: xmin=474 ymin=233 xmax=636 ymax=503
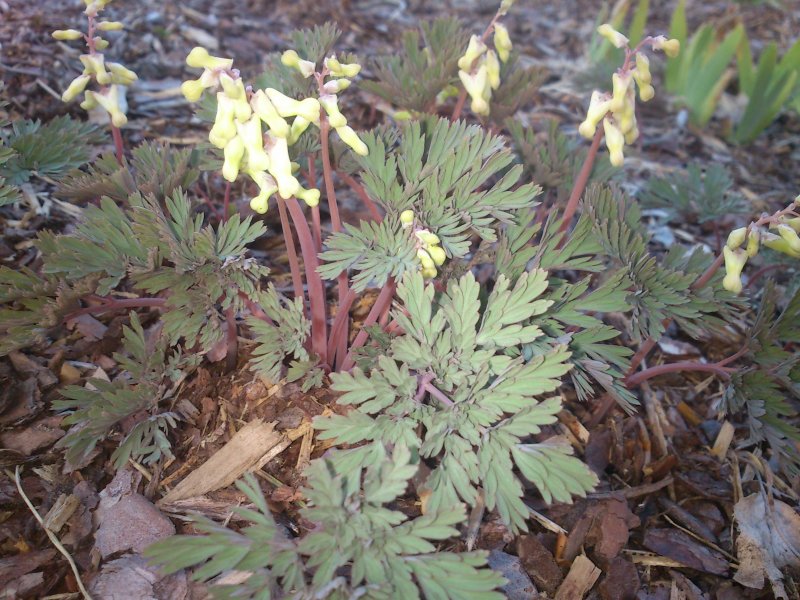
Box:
xmin=603 ymin=117 xmax=625 ymax=167
xmin=186 ymin=47 xmax=233 ymax=71
xmin=579 ymin=91 xmax=612 ymax=139
xmin=597 ymin=24 xmax=629 ymax=49
xmin=222 ymin=135 xmax=245 ymax=182
xmin=458 ymin=35 xmax=487 ymax=71
xmin=251 ymin=90 xmax=290 ymax=139
xmin=335 ymin=125 xmax=368 ymax=156
xmin=297 ymin=186 xmax=321 ymax=207
xmin=266 ymin=135 xmax=301 ymax=199
xmin=319 ymin=94 xmax=348 ymax=128
xmin=400 ymin=210 xmax=415 ymax=226
xmin=722 ymin=246 xmax=748 ymax=293
xmin=89 ymin=85 xmax=127 ymax=127
xmin=493 ymin=23 xmax=512 ymax=63
xmin=266 ymin=89 xmax=321 ymax=122
xmin=281 ymin=50 xmax=315 ymax=78
xmin=52 ymin=29 xmax=84 ymax=40
xmin=485 ymin=50 xmax=501 ymax=90
xmin=62 ymin=74 xmax=91 ymax=103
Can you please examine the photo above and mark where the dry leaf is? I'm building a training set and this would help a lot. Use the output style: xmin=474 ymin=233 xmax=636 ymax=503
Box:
xmin=734 ymin=492 xmax=800 ymax=599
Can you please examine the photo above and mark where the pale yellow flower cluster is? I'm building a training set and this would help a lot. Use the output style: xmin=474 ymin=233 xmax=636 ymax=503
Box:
xmin=53 ymin=0 xmax=137 ymax=127
xmin=457 ymin=22 xmax=512 ymax=116
xmin=579 ymin=25 xmax=679 ymax=167
xmin=723 ymin=202 xmax=800 ymax=293
xmin=182 ymin=47 xmax=368 ymax=214
xmin=400 ymin=210 xmax=446 ymax=279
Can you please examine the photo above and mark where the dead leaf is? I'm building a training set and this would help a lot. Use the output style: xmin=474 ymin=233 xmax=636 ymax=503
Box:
xmin=564 ymin=496 xmax=640 ymax=566
xmin=89 ymin=554 xmax=188 ymax=600
xmin=643 ymin=528 xmax=729 ymax=576
xmin=598 ymin=557 xmax=639 ymax=600
xmin=0 ymin=415 xmax=64 ymax=455
xmin=160 ymin=420 xmax=282 ymax=503
xmin=734 ymin=492 xmax=800 ymax=599
xmin=66 ymin=313 xmax=108 ymax=341
xmin=517 ymin=534 xmax=562 ymax=594
xmin=0 ymin=548 xmax=55 ymax=590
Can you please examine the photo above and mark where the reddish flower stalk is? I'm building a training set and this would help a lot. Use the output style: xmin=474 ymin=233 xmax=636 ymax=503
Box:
xmin=558 ymin=127 xmax=603 ymax=234
xmin=111 ymin=124 xmax=125 ymax=166
xmin=327 ymin=288 xmax=357 ymax=362
xmin=625 ymin=359 xmax=736 ymax=388
xmin=285 ymin=197 xmax=329 ymax=366
xmin=276 ymin=196 xmax=306 ymax=316
xmin=308 ymin=155 xmax=322 ymax=252
xmin=339 ymin=172 xmax=382 ymax=222
xmin=319 ymin=112 xmax=351 ymax=369
xmin=66 ymin=296 xmax=165 ymax=320
xmin=341 ymin=279 xmax=396 ymax=372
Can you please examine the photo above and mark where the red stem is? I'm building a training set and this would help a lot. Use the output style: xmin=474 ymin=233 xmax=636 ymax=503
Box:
xmin=308 ymin=155 xmax=322 ymax=253
xmin=285 ymin=197 xmax=329 ymax=366
xmin=341 ymin=279 xmax=396 ymax=372
xmin=276 ymin=196 xmax=306 ymax=313
xmin=424 ymin=381 xmax=455 ymax=407
xmin=111 ymin=124 xmax=124 ymax=166
xmin=222 ymin=181 xmax=231 ymax=221
xmin=339 ymin=172 xmax=382 ymax=222
xmin=625 ymin=360 xmax=736 ymax=388
xmin=451 ymin=89 xmax=468 ymax=121
xmin=559 ymin=127 xmax=603 ymax=234
xmin=327 ymin=288 xmax=357 ymax=361
xmin=66 ymin=297 xmax=165 ymax=320
xmin=319 ymin=112 xmax=350 ymax=370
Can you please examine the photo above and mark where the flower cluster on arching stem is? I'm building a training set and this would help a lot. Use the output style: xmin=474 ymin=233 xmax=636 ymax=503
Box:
xmin=53 ymin=0 xmax=137 ymax=127
xmin=401 ymin=209 xmax=447 ymax=279
xmin=181 ymin=46 xmax=368 ymax=214
xmin=722 ymin=196 xmax=800 ymax=293
xmin=457 ymin=2 xmax=514 ymax=116
xmin=579 ymin=24 xmax=679 ymax=166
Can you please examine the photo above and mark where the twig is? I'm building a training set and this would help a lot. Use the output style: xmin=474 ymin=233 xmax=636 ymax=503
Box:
xmin=14 ymin=467 xmax=93 ymax=600
xmin=423 ymin=381 xmax=455 ymax=407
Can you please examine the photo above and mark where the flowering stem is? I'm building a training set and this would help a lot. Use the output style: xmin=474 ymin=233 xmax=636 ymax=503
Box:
xmin=327 ymin=288 xmax=357 ymax=362
xmin=341 ymin=279 xmax=396 ymax=372
xmin=220 ymin=181 xmax=239 ymax=370
xmin=319 ymin=112 xmax=350 ymax=369
xmin=451 ymin=89 xmax=468 ymax=121
xmin=308 ymin=155 xmax=322 ymax=252
xmin=222 ymin=181 xmax=231 ymax=221
xmin=559 ymin=127 xmax=603 ymax=234
xmin=66 ymin=296 xmax=165 ymax=320
xmin=625 ymin=359 xmax=736 ymax=388
xmin=339 ymin=172 xmax=382 ymax=222
xmin=423 ymin=381 xmax=455 ymax=407
xmin=285 ymin=197 xmax=329 ymax=367
xmin=110 ymin=124 xmax=125 ymax=166
xmin=276 ymin=196 xmax=306 ymax=315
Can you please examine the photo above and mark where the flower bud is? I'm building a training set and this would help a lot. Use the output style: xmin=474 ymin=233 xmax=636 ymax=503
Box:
xmin=603 ymin=117 xmax=625 ymax=167
xmin=459 ymin=65 xmax=490 ymax=116
xmin=181 ymin=78 xmax=206 ymax=102
xmin=400 ymin=210 xmax=415 ymax=226
xmin=248 ymin=170 xmax=278 ymax=214
xmin=281 ymin=50 xmax=315 ymax=77
xmin=726 ymin=227 xmax=747 ymax=249
xmin=418 ymin=249 xmax=436 ymax=270
xmin=652 ymin=36 xmax=680 ymax=58
xmin=91 ymin=86 xmax=127 ymax=127
xmin=186 ymin=47 xmax=233 ymax=71
xmin=610 ymin=72 xmax=631 ymax=112
xmin=222 ymin=135 xmax=245 ymax=182
xmin=579 ymin=91 xmax=611 ymax=139
xmin=624 ymin=124 xmax=639 ymax=145
xmin=297 ymin=186 xmax=321 ymax=207
xmin=722 ymin=246 xmax=747 ymax=293
xmin=638 ymin=83 xmax=655 ymax=102
xmin=775 ymin=223 xmax=800 ymax=253
xmin=209 ymin=92 xmax=238 ymax=148
xmin=93 ymin=37 xmax=110 ymax=50
xmin=634 ymin=53 xmax=652 ymax=85
xmin=62 ymin=74 xmax=91 ymax=103
xmin=287 ymin=115 xmax=312 ymax=145
xmin=107 ymin=62 xmax=138 ymax=85
xmin=498 ymin=0 xmax=515 ymax=15
xmin=80 ymin=90 xmax=98 ymax=110
xmin=266 ymin=89 xmax=321 ymax=122
xmin=485 ymin=50 xmax=501 ymax=90
xmin=336 ymin=125 xmax=368 ymax=156
xmin=493 ymin=23 xmax=512 ymax=63
xmin=416 ymin=231 xmax=441 ymax=246
xmin=762 ymin=232 xmax=800 ymax=258
xmin=421 ymin=266 xmax=438 ymax=279
xmin=97 ymin=21 xmax=124 ymax=31
xmin=784 ymin=217 xmax=800 ymax=232
xmin=220 ymin=72 xmax=245 ymax=100
xmin=745 ymin=229 xmax=759 ymax=258
xmin=597 ymin=24 xmax=629 ymax=49
xmin=237 ymin=116 xmax=270 ymax=172
xmin=251 ymin=90 xmax=290 ymax=138
xmin=266 ymin=135 xmax=301 ymax=199
xmin=52 ymin=29 xmax=84 ymax=41
xmin=80 ymin=53 xmax=111 ymax=85
xmin=323 ymin=78 xmax=351 ymax=94
xmin=458 ymin=35 xmax=487 ymax=71
xmin=319 ymin=94 xmax=348 ymax=128
xmin=428 ymin=245 xmax=446 ymax=266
